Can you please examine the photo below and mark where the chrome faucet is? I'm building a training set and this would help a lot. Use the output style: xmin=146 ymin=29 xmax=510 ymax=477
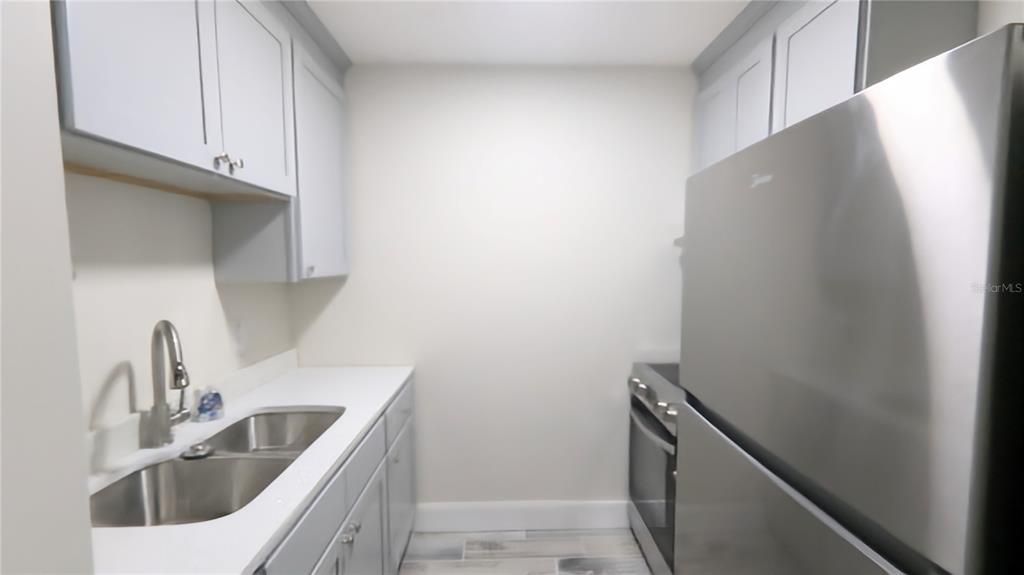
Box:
xmin=139 ymin=320 xmax=191 ymax=447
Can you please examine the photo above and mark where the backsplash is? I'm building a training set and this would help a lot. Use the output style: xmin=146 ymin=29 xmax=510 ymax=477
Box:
xmin=64 ymin=173 xmax=294 ymax=438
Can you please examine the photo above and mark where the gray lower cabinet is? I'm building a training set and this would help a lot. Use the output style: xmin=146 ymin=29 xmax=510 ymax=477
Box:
xmin=310 ymin=463 xmax=385 ymax=575
xmin=341 ymin=465 xmax=386 ymax=575
xmin=386 ymin=420 xmax=416 ymax=574
xmin=260 ymin=383 xmax=415 ymax=575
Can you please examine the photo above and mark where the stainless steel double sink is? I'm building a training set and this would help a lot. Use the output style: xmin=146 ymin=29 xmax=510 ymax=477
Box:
xmin=90 ymin=407 xmax=344 ymax=527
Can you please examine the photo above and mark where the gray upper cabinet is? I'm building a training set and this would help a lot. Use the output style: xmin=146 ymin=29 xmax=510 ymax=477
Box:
xmin=212 ymin=39 xmax=348 ymax=283
xmin=693 ymin=38 xmax=772 ymax=170
xmin=734 ymin=39 xmax=774 ymax=151
xmin=214 ymin=0 xmax=296 ymax=196
xmin=693 ymin=80 xmax=736 ymax=170
xmin=54 ymin=0 xmax=297 ymax=197
xmin=55 ymin=0 xmax=222 ymax=169
xmin=772 ymin=0 xmax=860 ymax=132
xmin=293 ymin=43 xmax=349 ymax=279
xmin=692 ymin=0 xmax=978 ymax=172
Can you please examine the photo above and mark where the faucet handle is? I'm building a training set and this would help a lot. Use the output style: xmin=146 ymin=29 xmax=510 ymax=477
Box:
xmin=172 ymin=362 xmax=190 ymax=390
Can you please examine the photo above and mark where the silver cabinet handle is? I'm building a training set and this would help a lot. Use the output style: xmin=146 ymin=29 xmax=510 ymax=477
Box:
xmin=229 ymin=157 xmax=245 ymax=174
xmin=214 ymin=153 xmax=231 ymax=170
xmin=339 ymin=523 xmax=358 ymax=544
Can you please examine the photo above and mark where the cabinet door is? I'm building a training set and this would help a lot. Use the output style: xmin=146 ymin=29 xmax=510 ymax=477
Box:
xmin=772 ymin=0 xmax=860 ymax=131
xmin=214 ymin=0 xmax=295 ymax=195
xmin=341 ymin=465 xmax=386 ymax=575
xmin=693 ymin=81 xmax=736 ymax=171
xmin=387 ymin=420 xmax=416 ymax=573
xmin=734 ymin=38 xmax=774 ymax=151
xmin=293 ymin=43 xmax=349 ymax=279
xmin=312 ymin=547 xmax=340 ymax=575
xmin=56 ymin=0 xmax=222 ymax=168
xmin=693 ymin=38 xmax=773 ymax=171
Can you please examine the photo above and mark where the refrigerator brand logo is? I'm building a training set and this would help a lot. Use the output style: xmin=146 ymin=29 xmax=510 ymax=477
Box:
xmin=972 ymin=282 xmax=1024 ymax=294
xmin=750 ymin=173 xmax=773 ymax=188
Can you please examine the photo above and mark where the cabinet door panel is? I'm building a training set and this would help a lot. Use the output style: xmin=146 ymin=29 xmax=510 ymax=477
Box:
xmin=293 ymin=44 xmax=348 ymax=279
xmin=734 ymin=38 xmax=774 ymax=151
xmin=773 ymin=0 xmax=860 ymax=130
xmin=59 ymin=0 xmax=219 ymax=167
xmin=387 ymin=420 xmax=416 ymax=572
xmin=694 ymin=83 xmax=736 ymax=171
xmin=342 ymin=465 xmax=385 ymax=575
xmin=215 ymin=0 xmax=295 ymax=195
xmin=312 ymin=547 xmax=339 ymax=575
xmin=693 ymin=37 xmax=773 ymax=172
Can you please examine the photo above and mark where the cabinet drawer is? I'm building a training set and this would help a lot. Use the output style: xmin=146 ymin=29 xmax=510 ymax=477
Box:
xmin=344 ymin=419 xmax=386 ymax=510
xmin=385 ymin=383 xmax=414 ymax=448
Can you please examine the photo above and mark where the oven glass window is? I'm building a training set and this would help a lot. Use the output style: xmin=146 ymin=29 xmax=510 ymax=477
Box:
xmin=629 ymin=399 xmax=676 ymax=568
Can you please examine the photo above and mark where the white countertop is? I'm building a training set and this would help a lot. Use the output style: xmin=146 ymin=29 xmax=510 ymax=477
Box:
xmin=91 ymin=366 xmax=414 ymax=574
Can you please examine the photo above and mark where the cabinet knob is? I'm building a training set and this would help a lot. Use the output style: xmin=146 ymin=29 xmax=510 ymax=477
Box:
xmin=339 ymin=523 xmax=358 ymax=544
xmin=213 ymin=153 xmax=231 ymax=170
xmin=229 ymin=157 xmax=245 ymax=174
xmin=306 ymin=265 xmax=316 ymax=278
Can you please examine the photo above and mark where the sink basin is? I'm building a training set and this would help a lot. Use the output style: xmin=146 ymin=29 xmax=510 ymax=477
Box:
xmin=204 ymin=407 xmax=345 ymax=454
xmin=90 ymin=455 xmax=293 ymax=526
xmin=90 ymin=406 xmax=344 ymax=527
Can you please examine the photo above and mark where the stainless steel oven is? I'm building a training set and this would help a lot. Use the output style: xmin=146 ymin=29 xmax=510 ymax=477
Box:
xmin=627 ymin=363 xmax=684 ymax=575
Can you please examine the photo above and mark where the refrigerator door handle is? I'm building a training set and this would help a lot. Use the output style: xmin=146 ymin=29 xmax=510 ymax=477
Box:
xmin=630 ymin=408 xmax=675 ymax=455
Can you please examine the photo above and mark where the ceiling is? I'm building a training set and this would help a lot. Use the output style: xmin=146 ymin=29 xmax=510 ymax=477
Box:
xmin=310 ymin=1 xmax=747 ymax=66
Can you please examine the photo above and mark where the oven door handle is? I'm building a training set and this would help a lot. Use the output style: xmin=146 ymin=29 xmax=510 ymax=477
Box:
xmin=630 ymin=408 xmax=675 ymax=455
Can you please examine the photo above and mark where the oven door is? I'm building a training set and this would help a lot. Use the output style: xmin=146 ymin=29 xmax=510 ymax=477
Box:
xmin=629 ymin=398 xmax=676 ymax=571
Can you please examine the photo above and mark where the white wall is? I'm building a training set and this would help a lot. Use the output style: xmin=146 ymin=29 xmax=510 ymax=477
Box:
xmin=978 ymin=0 xmax=1024 ymax=34
xmin=65 ymin=174 xmax=294 ymax=437
xmin=292 ymin=66 xmax=693 ymax=508
xmin=1 ymin=2 xmax=94 ymax=571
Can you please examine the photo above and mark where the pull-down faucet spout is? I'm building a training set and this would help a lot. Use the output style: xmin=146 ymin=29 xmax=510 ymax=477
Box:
xmin=139 ymin=320 xmax=191 ymax=447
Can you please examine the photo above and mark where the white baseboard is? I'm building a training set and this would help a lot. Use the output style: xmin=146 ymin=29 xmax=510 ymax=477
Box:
xmin=414 ymin=500 xmax=628 ymax=532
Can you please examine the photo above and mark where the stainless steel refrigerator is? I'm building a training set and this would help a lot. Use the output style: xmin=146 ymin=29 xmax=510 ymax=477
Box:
xmin=670 ymin=24 xmax=1023 ymax=575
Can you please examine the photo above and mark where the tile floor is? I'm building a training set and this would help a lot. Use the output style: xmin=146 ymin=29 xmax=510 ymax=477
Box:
xmin=399 ymin=529 xmax=652 ymax=575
